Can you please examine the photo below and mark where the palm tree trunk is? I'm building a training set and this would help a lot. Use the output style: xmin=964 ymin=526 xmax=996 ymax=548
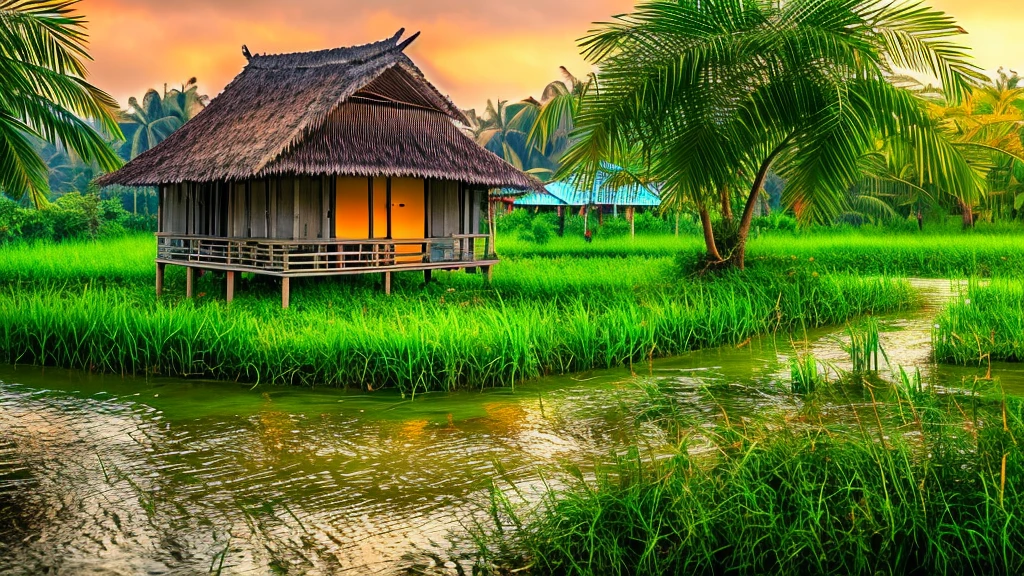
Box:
xmin=699 ymin=207 xmax=722 ymax=262
xmin=734 ymin=140 xmax=791 ymax=269
xmin=959 ymin=200 xmax=974 ymax=229
xmin=721 ymin=185 xmax=733 ymax=222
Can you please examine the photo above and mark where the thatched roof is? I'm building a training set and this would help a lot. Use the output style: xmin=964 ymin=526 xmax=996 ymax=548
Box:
xmin=98 ymin=30 xmax=540 ymax=190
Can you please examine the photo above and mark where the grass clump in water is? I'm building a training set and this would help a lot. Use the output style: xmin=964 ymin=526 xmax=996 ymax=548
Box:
xmin=476 ymin=384 xmax=1024 ymax=575
xmin=789 ymin=352 xmax=823 ymax=394
xmin=934 ymin=279 xmax=1024 ymax=365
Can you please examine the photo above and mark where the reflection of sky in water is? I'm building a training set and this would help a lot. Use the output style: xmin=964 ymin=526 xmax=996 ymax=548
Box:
xmin=1 ymin=279 xmax=1021 ymax=574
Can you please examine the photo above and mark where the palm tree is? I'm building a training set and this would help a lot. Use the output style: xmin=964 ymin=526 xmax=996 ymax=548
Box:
xmin=118 ymin=78 xmax=209 ymax=159
xmin=559 ymin=0 xmax=984 ymax=268
xmin=528 ymin=67 xmax=593 ymax=162
xmin=0 ymin=0 xmax=123 ymax=207
xmin=474 ymin=98 xmax=557 ymax=176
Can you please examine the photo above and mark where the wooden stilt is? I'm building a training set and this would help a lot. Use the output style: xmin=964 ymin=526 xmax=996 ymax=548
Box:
xmin=281 ymin=277 xmax=290 ymax=309
xmin=185 ymin=266 xmax=194 ymax=299
xmin=482 ymin=265 xmax=493 ymax=284
xmin=226 ymin=271 xmax=235 ymax=303
xmin=423 ymin=269 xmax=432 ymax=284
xmin=384 ymin=271 xmax=392 ymax=295
xmin=156 ymin=263 xmax=165 ymax=299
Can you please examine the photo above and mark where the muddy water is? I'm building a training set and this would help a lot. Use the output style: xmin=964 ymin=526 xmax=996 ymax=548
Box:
xmin=1 ymin=279 xmax=1021 ymax=575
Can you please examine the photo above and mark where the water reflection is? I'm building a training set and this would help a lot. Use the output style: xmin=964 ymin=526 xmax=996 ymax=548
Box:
xmin=1 ymin=279 xmax=1020 ymax=574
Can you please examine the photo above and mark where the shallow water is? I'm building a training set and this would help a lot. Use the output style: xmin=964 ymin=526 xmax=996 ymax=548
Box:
xmin=1 ymin=278 xmax=1021 ymax=575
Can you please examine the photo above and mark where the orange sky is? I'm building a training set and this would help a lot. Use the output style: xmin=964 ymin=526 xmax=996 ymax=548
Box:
xmin=81 ymin=0 xmax=1024 ymax=113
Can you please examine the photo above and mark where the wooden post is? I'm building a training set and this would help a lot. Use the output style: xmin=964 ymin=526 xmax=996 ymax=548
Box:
xmin=423 ymin=269 xmax=432 ymax=284
xmin=185 ymin=266 xmax=194 ymax=299
xmin=384 ymin=271 xmax=392 ymax=295
xmin=226 ymin=271 xmax=235 ymax=303
xmin=281 ymin=277 xmax=290 ymax=309
xmin=482 ymin=265 xmax=493 ymax=284
xmin=156 ymin=263 xmax=165 ymax=298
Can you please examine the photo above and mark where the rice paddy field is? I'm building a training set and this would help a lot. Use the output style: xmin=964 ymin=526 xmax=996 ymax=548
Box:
xmin=2 ymin=230 xmax=1024 ymax=575
xmin=0 ymin=234 xmax=918 ymax=393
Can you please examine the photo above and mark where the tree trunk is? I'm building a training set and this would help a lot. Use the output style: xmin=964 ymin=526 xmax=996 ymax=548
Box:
xmin=699 ymin=207 xmax=722 ymax=262
xmin=674 ymin=211 xmax=680 ymax=237
xmin=734 ymin=141 xmax=790 ymax=269
xmin=721 ymin=185 xmax=733 ymax=222
xmin=960 ymin=200 xmax=974 ymax=229
xmin=583 ymin=204 xmax=589 ymax=234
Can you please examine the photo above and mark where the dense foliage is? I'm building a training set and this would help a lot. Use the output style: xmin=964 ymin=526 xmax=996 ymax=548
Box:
xmin=0 ymin=194 xmax=154 ymax=243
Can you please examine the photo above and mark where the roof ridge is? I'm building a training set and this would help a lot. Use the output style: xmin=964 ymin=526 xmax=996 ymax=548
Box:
xmin=248 ymin=29 xmax=408 ymax=70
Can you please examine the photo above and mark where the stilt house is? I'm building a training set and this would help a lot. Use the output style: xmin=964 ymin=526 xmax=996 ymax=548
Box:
xmin=97 ymin=30 xmax=538 ymax=307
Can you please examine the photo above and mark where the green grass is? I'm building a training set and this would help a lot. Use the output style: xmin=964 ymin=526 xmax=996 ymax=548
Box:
xmin=0 ymin=235 xmax=916 ymax=392
xmin=499 ymin=231 xmax=1024 ymax=277
xmin=934 ymin=279 xmax=1024 ymax=364
xmin=477 ymin=383 xmax=1024 ymax=575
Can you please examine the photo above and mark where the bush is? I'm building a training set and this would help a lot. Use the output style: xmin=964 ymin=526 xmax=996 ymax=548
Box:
xmin=495 ymin=208 xmax=533 ymax=235
xmin=0 ymin=191 xmax=156 ymax=244
xmin=599 ymin=217 xmax=631 ymax=237
xmin=633 ymin=211 xmax=671 ymax=234
xmin=531 ymin=218 xmax=554 ymax=244
xmin=0 ymin=196 xmax=23 ymax=243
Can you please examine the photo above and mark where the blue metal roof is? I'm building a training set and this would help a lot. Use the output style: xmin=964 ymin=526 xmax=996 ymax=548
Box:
xmin=511 ymin=171 xmax=661 ymax=207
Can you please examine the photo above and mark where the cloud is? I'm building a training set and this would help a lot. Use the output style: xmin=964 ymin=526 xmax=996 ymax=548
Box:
xmin=80 ymin=0 xmax=1024 ymax=113
xmin=80 ymin=0 xmax=631 ymax=111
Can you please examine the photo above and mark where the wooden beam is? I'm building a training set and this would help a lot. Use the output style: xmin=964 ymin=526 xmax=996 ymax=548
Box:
xmin=226 ymin=270 xmax=235 ymax=303
xmin=482 ymin=265 xmax=493 ymax=285
xmin=185 ymin=266 xmax=194 ymax=298
xmin=384 ymin=271 xmax=392 ymax=295
xmin=282 ymin=277 xmax=290 ymax=309
xmin=423 ymin=269 xmax=432 ymax=284
xmin=156 ymin=262 xmax=165 ymax=298
xmin=293 ymin=178 xmax=301 ymax=240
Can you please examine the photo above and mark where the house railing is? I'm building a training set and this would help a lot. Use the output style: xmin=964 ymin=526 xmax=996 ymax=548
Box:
xmin=155 ymin=233 xmax=494 ymax=275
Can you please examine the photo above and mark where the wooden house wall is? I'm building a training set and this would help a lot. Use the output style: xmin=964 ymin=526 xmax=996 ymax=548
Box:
xmin=159 ymin=176 xmax=483 ymax=241
xmin=430 ymin=179 xmax=461 ymax=236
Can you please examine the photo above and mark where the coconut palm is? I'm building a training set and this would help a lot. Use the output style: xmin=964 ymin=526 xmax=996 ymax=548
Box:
xmin=527 ymin=67 xmax=593 ymax=162
xmin=119 ymin=78 xmax=208 ymax=159
xmin=0 ymin=0 xmax=123 ymax=207
xmin=559 ymin=0 xmax=985 ymax=268
xmin=475 ymin=98 xmax=556 ymax=176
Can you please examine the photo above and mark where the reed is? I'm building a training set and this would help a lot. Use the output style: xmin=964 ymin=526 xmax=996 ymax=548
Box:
xmin=789 ymin=353 xmax=822 ymax=394
xmin=843 ymin=316 xmax=888 ymax=373
xmin=476 ymin=384 xmax=1024 ymax=575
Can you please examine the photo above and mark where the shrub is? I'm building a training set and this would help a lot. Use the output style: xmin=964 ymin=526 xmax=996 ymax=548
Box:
xmin=599 ymin=216 xmax=631 ymax=237
xmin=495 ymin=208 xmax=533 ymax=235
xmin=0 ymin=191 xmax=157 ymax=244
xmin=633 ymin=211 xmax=671 ymax=234
xmin=531 ymin=218 xmax=554 ymax=244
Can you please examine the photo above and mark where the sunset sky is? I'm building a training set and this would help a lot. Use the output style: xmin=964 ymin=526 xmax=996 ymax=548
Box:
xmin=82 ymin=0 xmax=1024 ymax=113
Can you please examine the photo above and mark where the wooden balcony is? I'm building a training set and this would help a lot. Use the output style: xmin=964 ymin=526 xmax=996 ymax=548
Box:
xmin=155 ymin=233 xmax=496 ymax=277
xmin=155 ymin=234 xmax=496 ymax=307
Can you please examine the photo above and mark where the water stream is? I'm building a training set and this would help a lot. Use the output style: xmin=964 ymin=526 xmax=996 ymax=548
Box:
xmin=1 ymin=279 xmax=1021 ymax=574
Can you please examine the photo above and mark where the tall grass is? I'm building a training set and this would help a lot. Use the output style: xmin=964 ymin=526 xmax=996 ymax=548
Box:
xmin=477 ymin=386 xmax=1024 ymax=575
xmin=0 ymin=259 xmax=914 ymax=392
xmin=934 ymin=279 xmax=1024 ymax=364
